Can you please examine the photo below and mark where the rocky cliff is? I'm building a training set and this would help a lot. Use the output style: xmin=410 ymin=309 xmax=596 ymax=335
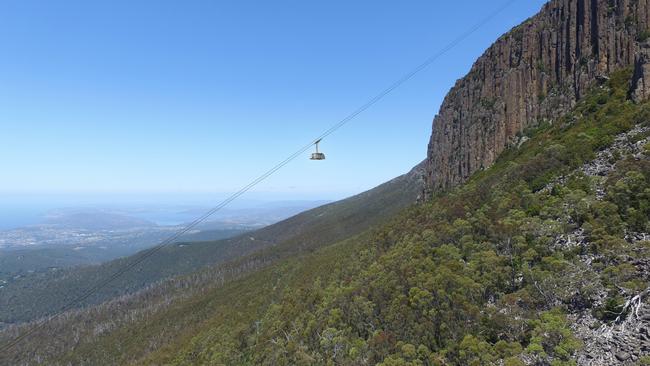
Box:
xmin=426 ymin=0 xmax=650 ymax=193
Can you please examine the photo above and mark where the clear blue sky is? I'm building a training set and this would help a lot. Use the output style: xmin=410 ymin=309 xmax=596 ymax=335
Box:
xmin=0 ymin=0 xmax=547 ymax=202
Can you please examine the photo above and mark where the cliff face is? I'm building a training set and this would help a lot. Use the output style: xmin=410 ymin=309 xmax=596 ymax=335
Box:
xmin=426 ymin=0 xmax=650 ymax=193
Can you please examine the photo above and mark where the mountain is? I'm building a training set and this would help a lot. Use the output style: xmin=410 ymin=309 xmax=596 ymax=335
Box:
xmin=0 ymin=163 xmax=424 ymax=325
xmin=425 ymin=0 xmax=650 ymax=193
xmin=3 ymin=1 xmax=650 ymax=365
xmin=3 ymin=70 xmax=648 ymax=365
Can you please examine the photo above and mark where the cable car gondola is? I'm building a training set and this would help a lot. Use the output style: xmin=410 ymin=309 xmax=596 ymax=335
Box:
xmin=310 ymin=139 xmax=325 ymax=160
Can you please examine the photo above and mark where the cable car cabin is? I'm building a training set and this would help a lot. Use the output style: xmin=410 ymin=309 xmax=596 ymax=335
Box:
xmin=310 ymin=139 xmax=326 ymax=160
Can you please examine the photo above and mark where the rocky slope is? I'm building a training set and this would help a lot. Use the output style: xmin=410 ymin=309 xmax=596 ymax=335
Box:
xmin=543 ymin=122 xmax=650 ymax=365
xmin=425 ymin=0 xmax=650 ymax=193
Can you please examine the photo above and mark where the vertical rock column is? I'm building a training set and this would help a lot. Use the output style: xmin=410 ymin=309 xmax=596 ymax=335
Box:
xmin=424 ymin=0 xmax=650 ymax=196
xmin=632 ymin=41 xmax=650 ymax=103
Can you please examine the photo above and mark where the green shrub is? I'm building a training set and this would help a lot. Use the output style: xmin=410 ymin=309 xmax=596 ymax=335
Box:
xmin=638 ymin=30 xmax=650 ymax=42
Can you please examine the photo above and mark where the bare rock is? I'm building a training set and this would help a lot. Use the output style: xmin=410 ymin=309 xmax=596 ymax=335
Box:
xmin=425 ymin=0 xmax=650 ymax=195
xmin=632 ymin=42 xmax=650 ymax=103
xmin=615 ymin=351 xmax=630 ymax=361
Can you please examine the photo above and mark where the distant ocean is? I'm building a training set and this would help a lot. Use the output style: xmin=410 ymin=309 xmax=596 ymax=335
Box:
xmin=0 ymin=205 xmax=191 ymax=229
xmin=0 ymin=206 xmax=46 ymax=230
xmin=0 ymin=194 xmax=78 ymax=230
xmin=0 ymin=193 xmax=329 ymax=230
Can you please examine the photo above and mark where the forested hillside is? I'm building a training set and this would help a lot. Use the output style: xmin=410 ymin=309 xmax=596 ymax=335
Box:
xmin=2 ymin=69 xmax=648 ymax=365
xmin=0 ymin=163 xmax=423 ymax=326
